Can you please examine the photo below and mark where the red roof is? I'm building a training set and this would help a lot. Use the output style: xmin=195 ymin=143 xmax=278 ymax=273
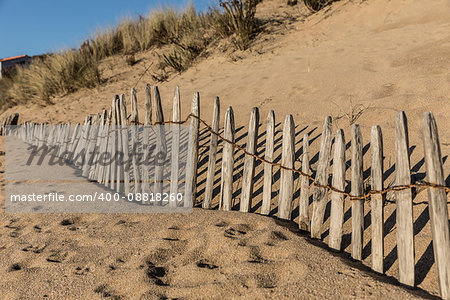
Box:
xmin=0 ymin=55 xmax=28 ymax=62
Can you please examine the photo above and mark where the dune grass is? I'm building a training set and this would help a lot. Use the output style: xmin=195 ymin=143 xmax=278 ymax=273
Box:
xmin=303 ymin=0 xmax=337 ymax=12
xmin=0 ymin=1 xmax=260 ymax=109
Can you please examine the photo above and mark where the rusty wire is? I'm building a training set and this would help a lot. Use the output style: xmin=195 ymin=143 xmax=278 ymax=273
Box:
xmin=130 ymin=112 xmax=450 ymax=202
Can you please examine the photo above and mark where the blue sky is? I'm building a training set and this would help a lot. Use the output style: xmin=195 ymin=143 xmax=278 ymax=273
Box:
xmin=0 ymin=0 xmax=211 ymax=59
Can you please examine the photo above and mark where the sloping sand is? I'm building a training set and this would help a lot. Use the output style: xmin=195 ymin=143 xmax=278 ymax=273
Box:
xmin=1 ymin=0 xmax=449 ymax=298
xmin=0 ymin=208 xmax=431 ymax=299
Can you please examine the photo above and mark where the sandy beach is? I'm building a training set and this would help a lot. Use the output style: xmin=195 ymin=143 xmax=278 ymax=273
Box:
xmin=1 ymin=0 xmax=449 ymax=298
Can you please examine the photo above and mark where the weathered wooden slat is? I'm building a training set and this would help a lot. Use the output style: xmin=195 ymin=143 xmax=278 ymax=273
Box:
xmin=395 ymin=111 xmax=415 ymax=287
xmin=261 ymin=110 xmax=275 ymax=215
xmin=115 ymin=94 xmax=125 ymax=193
xmin=145 ymin=84 xmax=152 ymax=125
xmin=99 ymin=109 xmax=112 ymax=185
xmin=115 ymin=97 xmax=124 ymax=192
xmin=278 ymin=114 xmax=295 ymax=220
xmin=328 ymin=129 xmax=346 ymax=251
xmin=184 ymin=92 xmax=200 ymax=207
xmin=310 ymin=116 xmax=333 ymax=238
xmin=351 ymin=123 xmax=364 ymax=261
xmin=240 ymin=107 xmax=260 ymax=212
xmin=91 ymin=110 xmax=107 ymax=180
xmin=371 ymin=125 xmax=384 ymax=273
xmin=74 ymin=116 xmax=90 ymax=166
xmin=68 ymin=123 xmax=80 ymax=157
xmin=108 ymin=98 xmax=118 ymax=190
xmin=95 ymin=113 xmax=108 ymax=183
xmin=130 ymin=91 xmax=142 ymax=195
xmin=422 ymin=112 xmax=450 ymax=299
xmin=219 ymin=107 xmax=235 ymax=211
xmin=141 ymin=84 xmax=152 ymax=194
xmin=203 ymin=96 xmax=220 ymax=209
xmin=153 ymin=86 xmax=166 ymax=200
xmin=120 ymin=94 xmax=131 ymax=194
xmin=298 ymin=133 xmax=311 ymax=231
xmin=169 ymin=86 xmax=181 ymax=208
xmin=130 ymin=88 xmax=139 ymax=124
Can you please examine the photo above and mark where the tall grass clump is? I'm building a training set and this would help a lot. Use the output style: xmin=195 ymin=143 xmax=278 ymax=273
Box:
xmin=0 ymin=2 xmax=262 ymax=107
xmin=0 ymin=49 xmax=100 ymax=106
xmin=88 ymin=6 xmax=208 ymax=58
xmin=303 ymin=0 xmax=336 ymax=12
xmin=215 ymin=0 xmax=260 ymax=50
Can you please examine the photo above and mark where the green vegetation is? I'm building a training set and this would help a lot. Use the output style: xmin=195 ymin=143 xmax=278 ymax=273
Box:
xmin=0 ymin=1 xmax=260 ymax=109
xmin=303 ymin=0 xmax=336 ymax=12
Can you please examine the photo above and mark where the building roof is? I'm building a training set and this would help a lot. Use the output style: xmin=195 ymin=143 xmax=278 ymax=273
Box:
xmin=0 ymin=55 xmax=29 ymax=62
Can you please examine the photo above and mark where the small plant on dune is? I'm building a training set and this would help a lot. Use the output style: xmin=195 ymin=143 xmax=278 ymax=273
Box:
xmin=302 ymin=0 xmax=336 ymax=12
xmin=334 ymin=100 xmax=371 ymax=126
xmin=217 ymin=0 xmax=260 ymax=50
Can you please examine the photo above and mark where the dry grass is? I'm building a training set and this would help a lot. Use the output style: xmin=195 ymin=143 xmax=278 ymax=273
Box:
xmin=334 ymin=100 xmax=371 ymax=125
xmin=1 ymin=50 xmax=100 ymax=106
xmin=303 ymin=0 xmax=337 ymax=12
xmin=0 ymin=2 xmax=260 ymax=108
xmin=218 ymin=0 xmax=260 ymax=50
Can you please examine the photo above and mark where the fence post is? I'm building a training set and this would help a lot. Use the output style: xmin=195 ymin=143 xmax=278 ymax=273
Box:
xmin=170 ymin=86 xmax=182 ymax=207
xmin=114 ymin=95 xmax=124 ymax=193
xmin=153 ymin=86 xmax=165 ymax=198
xmin=92 ymin=110 xmax=106 ymax=181
xmin=130 ymin=88 xmax=139 ymax=122
xmin=68 ymin=123 xmax=80 ymax=160
xmin=261 ymin=110 xmax=275 ymax=215
xmin=108 ymin=97 xmax=118 ymax=190
xmin=203 ymin=96 xmax=220 ymax=209
xmin=145 ymin=84 xmax=152 ymax=125
xmin=395 ymin=111 xmax=415 ymax=287
xmin=278 ymin=114 xmax=295 ymax=220
xmin=74 ymin=116 xmax=91 ymax=167
xmin=95 ymin=112 xmax=108 ymax=183
xmin=100 ymin=109 xmax=112 ymax=185
xmin=310 ymin=116 xmax=333 ymax=238
xmin=141 ymin=84 xmax=152 ymax=194
xmin=371 ymin=125 xmax=384 ymax=273
xmin=328 ymin=129 xmax=346 ymax=251
xmin=298 ymin=133 xmax=310 ymax=231
xmin=119 ymin=94 xmax=131 ymax=195
xmin=351 ymin=123 xmax=364 ymax=261
xmin=219 ymin=107 xmax=235 ymax=211
xmin=422 ymin=112 xmax=450 ymax=299
xmin=184 ymin=92 xmax=200 ymax=207
xmin=240 ymin=107 xmax=260 ymax=212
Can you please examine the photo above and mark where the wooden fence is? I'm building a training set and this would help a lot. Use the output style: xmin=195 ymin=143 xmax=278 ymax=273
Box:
xmin=7 ymin=85 xmax=450 ymax=299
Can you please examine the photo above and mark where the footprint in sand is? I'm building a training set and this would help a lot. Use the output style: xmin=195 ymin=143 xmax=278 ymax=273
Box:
xmin=47 ymin=251 xmax=68 ymax=263
xmin=108 ymin=257 xmax=126 ymax=272
xmin=144 ymin=260 xmax=168 ymax=286
xmin=224 ymin=224 xmax=252 ymax=239
xmin=8 ymin=263 xmax=23 ymax=272
xmin=5 ymin=218 xmax=21 ymax=229
xmin=9 ymin=230 xmax=20 ymax=238
xmin=60 ymin=217 xmax=79 ymax=226
xmin=196 ymin=259 xmax=218 ymax=270
xmin=215 ymin=221 xmax=228 ymax=228
xmin=22 ymin=243 xmax=47 ymax=253
xmin=93 ymin=284 xmax=123 ymax=299
xmin=74 ymin=265 xmax=90 ymax=275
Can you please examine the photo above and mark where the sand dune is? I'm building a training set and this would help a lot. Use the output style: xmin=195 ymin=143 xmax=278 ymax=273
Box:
xmin=0 ymin=208 xmax=430 ymax=299
xmin=1 ymin=0 xmax=449 ymax=298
